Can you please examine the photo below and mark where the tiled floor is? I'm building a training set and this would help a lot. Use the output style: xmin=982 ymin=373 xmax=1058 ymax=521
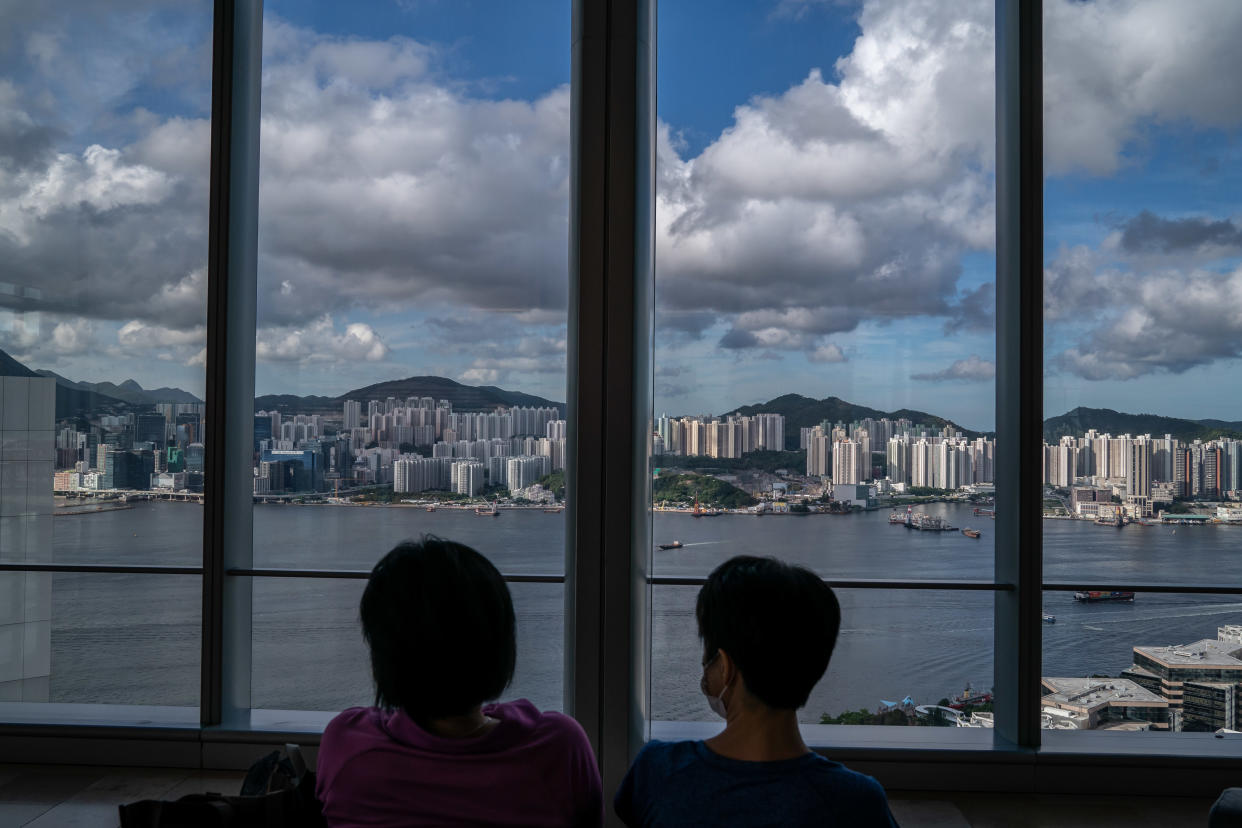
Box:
xmin=0 ymin=765 xmax=1221 ymax=826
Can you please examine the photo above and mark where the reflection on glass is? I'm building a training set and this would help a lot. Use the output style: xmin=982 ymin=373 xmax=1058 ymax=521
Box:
xmin=0 ymin=573 xmax=200 ymax=707
xmin=251 ymin=579 xmax=563 ymax=713
xmin=0 ymin=3 xmax=211 ymax=703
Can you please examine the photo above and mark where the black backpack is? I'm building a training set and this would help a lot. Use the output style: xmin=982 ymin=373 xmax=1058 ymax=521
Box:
xmin=118 ymin=744 xmax=327 ymax=828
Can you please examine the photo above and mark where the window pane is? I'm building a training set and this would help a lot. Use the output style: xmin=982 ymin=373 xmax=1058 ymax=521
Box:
xmin=1042 ymin=3 xmax=1242 ymax=584
xmin=1042 ymin=2 xmax=1242 ymax=736
xmin=652 ymin=2 xmax=996 ymax=724
xmin=250 ymin=1 xmax=570 ymax=710
xmin=0 ymin=3 xmax=210 ymax=705
xmin=1041 ymin=591 xmax=1242 ymax=733
xmin=0 ymin=573 xmax=200 ymax=707
xmin=251 ymin=577 xmax=562 ymax=713
xmin=653 ymin=586 xmax=994 ymax=726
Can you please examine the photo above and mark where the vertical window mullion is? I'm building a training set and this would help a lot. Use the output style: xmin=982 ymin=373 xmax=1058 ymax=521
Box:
xmin=993 ymin=0 xmax=1043 ymax=750
xmin=202 ymin=0 xmax=263 ymax=730
xmin=567 ymin=0 xmax=656 ymax=799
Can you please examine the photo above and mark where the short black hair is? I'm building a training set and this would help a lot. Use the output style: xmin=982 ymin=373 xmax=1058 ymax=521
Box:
xmin=360 ymin=536 xmax=516 ymax=722
xmin=696 ymin=555 xmax=841 ymax=710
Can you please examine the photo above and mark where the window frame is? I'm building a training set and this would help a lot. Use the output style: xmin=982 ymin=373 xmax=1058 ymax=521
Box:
xmin=2 ymin=0 xmax=1241 ymax=799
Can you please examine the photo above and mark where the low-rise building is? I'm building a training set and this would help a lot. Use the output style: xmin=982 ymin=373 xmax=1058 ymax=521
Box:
xmin=1040 ymin=677 xmax=1169 ymax=730
xmin=1122 ymin=626 xmax=1242 ymax=732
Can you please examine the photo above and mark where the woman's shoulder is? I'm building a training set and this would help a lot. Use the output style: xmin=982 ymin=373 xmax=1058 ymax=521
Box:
xmin=321 ymin=706 xmax=385 ymax=748
xmin=489 ymin=699 xmax=592 ymax=748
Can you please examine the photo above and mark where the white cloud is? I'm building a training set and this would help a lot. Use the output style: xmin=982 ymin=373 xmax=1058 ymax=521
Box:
xmin=460 ymin=367 xmax=500 ymax=384
xmin=912 ymin=355 xmax=995 ymax=382
xmin=255 ymin=315 xmax=390 ymax=364
xmin=5 ymin=0 xmax=1242 ymax=388
xmin=808 ymin=343 xmax=847 ymax=364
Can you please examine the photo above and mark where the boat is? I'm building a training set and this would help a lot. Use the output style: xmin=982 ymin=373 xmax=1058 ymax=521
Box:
xmin=962 ymin=528 xmax=981 ymax=539
xmin=542 ymin=506 xmax=563 ymax=513
xmin=1042 ymin=613 xmax=1056 ymax=623
xmin=426 ymin=505 xmax=436 ymax=512
xmin=1073 ymin=590 xmax=1135 ymax=602
xmin=658 ymin=541 xmax=684 ymax=550
xmin=947 ymin=682 xmax=993 ymax=710
xmin=474 ymin=504 xmax=499 ymax=516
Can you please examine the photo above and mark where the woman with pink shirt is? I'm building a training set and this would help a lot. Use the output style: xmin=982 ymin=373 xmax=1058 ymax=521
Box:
xmin=316 ymin=536 xmax=603 ymax=827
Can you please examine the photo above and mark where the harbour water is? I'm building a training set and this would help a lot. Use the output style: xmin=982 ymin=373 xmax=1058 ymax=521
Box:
xmin=40 ymin=501 xmax=1242 ymax=722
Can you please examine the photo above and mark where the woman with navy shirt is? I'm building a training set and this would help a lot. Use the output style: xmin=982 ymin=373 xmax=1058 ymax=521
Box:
xmin=615 ymin=555 xmax=899 ymax=827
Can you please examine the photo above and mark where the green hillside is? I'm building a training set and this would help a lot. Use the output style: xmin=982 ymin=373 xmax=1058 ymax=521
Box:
xmin=653 ymin=472 xmax=757 ymax=509
xmin=731 ymin=393 xmax=974 ymax=450
xmin=1043 ymin=406 xmax=1242 ymax=443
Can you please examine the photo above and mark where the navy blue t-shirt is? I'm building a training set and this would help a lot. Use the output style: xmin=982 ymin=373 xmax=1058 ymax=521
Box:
xmin=614 ymin=739 xmax=899 ymax=827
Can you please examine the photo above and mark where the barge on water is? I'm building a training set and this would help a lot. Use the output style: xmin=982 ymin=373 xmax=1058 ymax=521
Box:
xmin=1074 ymin=590 xmax=1135 ymax=602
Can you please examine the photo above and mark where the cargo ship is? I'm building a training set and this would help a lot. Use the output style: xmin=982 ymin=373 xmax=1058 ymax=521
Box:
xmin=962 ymin=528 xmax=981 ymax=539
xmin=658 ymin=541 xmax=684 ymax=550
xmin=1073 ymin=590 xmax=1135 ymax=602
xmin=474 ymin=503 xmax=499 ymax=516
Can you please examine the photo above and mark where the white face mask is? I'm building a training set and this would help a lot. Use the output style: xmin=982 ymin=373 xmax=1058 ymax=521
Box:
xmin=700 ymin=651 xmax=732 ymax=719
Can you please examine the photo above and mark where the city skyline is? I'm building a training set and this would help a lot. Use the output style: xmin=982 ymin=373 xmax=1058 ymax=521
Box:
xmin=3 ymin=2 xmax=1242 ymax=429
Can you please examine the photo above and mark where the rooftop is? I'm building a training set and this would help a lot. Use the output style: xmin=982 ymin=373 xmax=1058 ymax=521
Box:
xmin=1134 ymin=637 xmax=1242 ymax=669
xmin=1041 ymin=678 xmax=1167 ymax=712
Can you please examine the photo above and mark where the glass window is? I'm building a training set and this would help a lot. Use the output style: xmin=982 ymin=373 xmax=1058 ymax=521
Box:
xmin=247 ymin=0 xmax=570 ymax=713
xmin=1042 ymin=1 xmax=1242 ymax=735
xmin=0 ymin=1 xmax=211 ymax=707
xmin=652 ymin=1 xmax=996 ymax=726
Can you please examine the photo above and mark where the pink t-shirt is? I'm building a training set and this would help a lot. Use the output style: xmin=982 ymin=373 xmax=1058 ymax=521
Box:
xmin=316 ymin=699 xmax=603 ymax=827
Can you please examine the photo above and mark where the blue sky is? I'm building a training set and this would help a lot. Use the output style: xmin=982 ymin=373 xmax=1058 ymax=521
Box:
xmin=3 ymin=1 xmax=1242 ymax=432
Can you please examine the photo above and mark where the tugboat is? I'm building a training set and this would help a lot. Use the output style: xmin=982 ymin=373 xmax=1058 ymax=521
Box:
xmin=947 ymin=682 xmax=993 ymax=710
xmin=1073 ymin=590 xmax=1135 ymax=602
xmin=962 ymin=528 xmax=981 ymax=539
xmin=658 ymin=540 xmax=684 ymax=550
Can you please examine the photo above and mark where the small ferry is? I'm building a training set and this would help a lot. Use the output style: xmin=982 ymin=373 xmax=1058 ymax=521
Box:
xmin=1074 ymin=590 xmax=1135 ymax=602
xmin=962 ymin=528 xmax=981 ymax=539
xmin=474 ymin=504 xmax=499 ymax=517
xmin=658 ymin=541 xmax=684 ymax=551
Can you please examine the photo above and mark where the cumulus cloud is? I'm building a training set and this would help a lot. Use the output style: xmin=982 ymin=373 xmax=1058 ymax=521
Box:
xmin=5 ymin=0 xmax=1242 ymax=386
xmin=1054 ymin=264 xmax=1242 ymax=380
xmin=1117 ymin=210 xmax=1242 ymax=256
xmin=911 ymin=355 xmax=995 ymax=382
xmin=1043 ymin=0 xmax=1242 ymax=176
xmin=808 ymin=343 xmax=848 ymax=363
xmin=255 ymin=316 xmax=390 ymax=364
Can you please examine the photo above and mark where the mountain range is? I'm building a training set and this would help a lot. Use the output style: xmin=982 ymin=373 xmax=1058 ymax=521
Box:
xmin=731 ymin=393 xmax=977 ymax=451
xmin=2 ymin=347 xmax=1238 ymax=442
xmin=254 ymin=375 xmax=566 ymax=415
xmin=1042 ymin=407 xmax=1242 ymax=444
